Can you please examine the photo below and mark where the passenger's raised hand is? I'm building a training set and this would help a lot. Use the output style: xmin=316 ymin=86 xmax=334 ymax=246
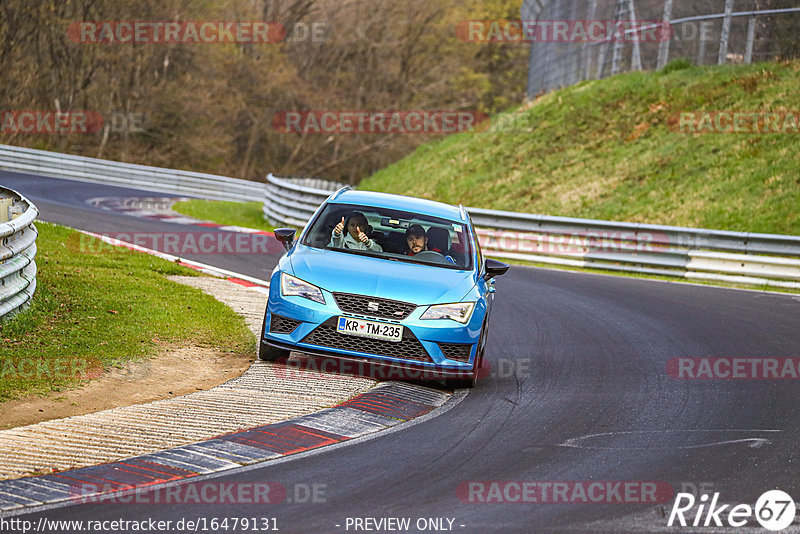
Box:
xmin=356 ymin=226 xmax=369 ymax=243
xmin=334 ymin=216 xmax=345 ymax=235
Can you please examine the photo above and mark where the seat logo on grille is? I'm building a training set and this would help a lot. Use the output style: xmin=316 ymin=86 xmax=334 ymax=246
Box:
xmin=367 ymin=301 xmax=380 ymax=312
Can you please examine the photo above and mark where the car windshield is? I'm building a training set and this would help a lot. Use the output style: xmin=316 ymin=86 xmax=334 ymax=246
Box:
xmin=302 ymin=203 xmax=473 ymax=270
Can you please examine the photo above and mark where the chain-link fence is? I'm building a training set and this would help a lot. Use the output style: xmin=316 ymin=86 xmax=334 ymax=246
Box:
xmin=522 ymin=0 xmax=800 ymax=97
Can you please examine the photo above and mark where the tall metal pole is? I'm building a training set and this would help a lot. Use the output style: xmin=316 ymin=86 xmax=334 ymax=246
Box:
xmin=627 ymin=0 xmax=642 ymax=71
xmin=582 ymin=0 xmax=599 ymax=80
xmin=718 ymin=0 xmax=735 ymax=64
xmin=745 ymin=16 xmax=757 ymax=64
xmin=657 ymin=0 xmax=674 ymax=70
xmin=698 ymin=32 xmax=707 ymax=65
xmin=611 ymin=0 xmax=627 ymax=75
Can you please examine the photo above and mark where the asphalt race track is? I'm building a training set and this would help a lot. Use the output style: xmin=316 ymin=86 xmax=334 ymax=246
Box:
xmin=0 ymin=171 xmax=279 ymax=280
xmin=4 ymin=172 xmax=800 ymax=533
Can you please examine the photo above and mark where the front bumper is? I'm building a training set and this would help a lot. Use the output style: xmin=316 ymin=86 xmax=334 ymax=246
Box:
xmin=263 ymin=273 xmax=483 ymax=375
xmin=262 ymin=338 xmax=476 ymax=380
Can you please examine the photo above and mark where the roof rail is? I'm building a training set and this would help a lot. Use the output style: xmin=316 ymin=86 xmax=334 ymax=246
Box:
xmin=329 ymin=185 xmax=353 ymax=201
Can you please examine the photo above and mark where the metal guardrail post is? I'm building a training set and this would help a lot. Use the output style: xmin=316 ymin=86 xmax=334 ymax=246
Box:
xmin=0 ymin=187 xmax=38 ymax=319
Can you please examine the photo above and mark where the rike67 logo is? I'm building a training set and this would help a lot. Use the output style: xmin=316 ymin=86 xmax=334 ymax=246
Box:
xmin=668 ymin=490 xmax=796 ymax=531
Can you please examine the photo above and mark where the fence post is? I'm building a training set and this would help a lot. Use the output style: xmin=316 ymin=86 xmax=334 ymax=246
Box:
xmin=744 ymin=16 xmax=757 ymax=64
xmin=611 ymin=0 xmax=626 ymax=75
xmin=627 ymin=0 xmax=642 ymax=71
xmin=597 ymin=41 xmax=609 ymax=78
xmin=697 ymin=27 xmax=707 ymax=65
xmin=657 ymin=0 xmax=674 ymax=70
xmin=718 ymin=0 xmax=735 ymax=64
xmin=582 ymin=0 xmax=599 ymax=79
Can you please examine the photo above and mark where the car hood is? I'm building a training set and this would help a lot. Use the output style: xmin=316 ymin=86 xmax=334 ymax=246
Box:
xmin=288 ymin=245 xmax=475 ymax=305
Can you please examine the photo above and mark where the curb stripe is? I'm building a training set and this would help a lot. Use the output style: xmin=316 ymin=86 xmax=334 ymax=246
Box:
xmin=0 ymin=491 xmax=39 ymax=506
xmin=229 ymin=423 xmax=346 ymax=455
xmin=51 ymin=472 xmax=132 ymax=491
xmin=0 ymin=382 xmax=449 ymax=514
xmin=117 ymin=459 xmax=194 ymax=477
xmin=293 ymin=407 xmax=398 ymax=438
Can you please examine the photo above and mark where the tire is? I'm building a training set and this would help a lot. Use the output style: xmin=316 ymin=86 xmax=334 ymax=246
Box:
xmin=445 ymin=319 xmax=488 ymax=389
xmin=258 ymin=305 xmax=291 ymax=361
xmin=444 ymin=372 xmax=477 ymax=390
xmin=258 ymin=339 xmax=290 ymax=361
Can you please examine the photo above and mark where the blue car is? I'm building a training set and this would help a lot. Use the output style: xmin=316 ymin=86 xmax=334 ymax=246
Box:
xmin=259 ymin=188 xmax=509 ymax=388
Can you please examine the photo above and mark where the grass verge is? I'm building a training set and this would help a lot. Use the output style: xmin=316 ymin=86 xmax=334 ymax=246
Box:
xmin=0 ymin=222 xmax=256 ymax=402
xmin=172 ymin=199 xmax=275 ymax=232
xmin=360 ymin=60 xmax=800 ymax=235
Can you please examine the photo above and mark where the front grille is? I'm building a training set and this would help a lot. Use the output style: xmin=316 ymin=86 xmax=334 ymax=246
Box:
xmin=302 ymin=320 xmax=433 ymax=363
xmin=438 ymin=343 xmax=473 ymax=362
xmin=333 ymin=293 xmax=417 ymax=321
xmin=270 ymin=315 xmax=302 ymax=334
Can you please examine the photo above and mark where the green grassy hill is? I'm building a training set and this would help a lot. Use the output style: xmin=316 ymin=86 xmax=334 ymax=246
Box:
xmin=360 ymin=61 xmax=800 ymax=235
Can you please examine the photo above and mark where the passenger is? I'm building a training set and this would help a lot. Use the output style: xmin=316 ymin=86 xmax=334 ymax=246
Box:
xmin=330 ymin=212 xmax=383 ymax=252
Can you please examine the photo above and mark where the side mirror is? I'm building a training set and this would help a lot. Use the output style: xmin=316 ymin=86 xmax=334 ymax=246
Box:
xmin=483 ymin=258 xmax=510 ymax=280
xmin=274 ymin=228 xmax=297 ymax=251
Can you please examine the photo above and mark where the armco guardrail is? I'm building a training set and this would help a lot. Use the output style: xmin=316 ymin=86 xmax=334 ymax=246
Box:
xmin=0 ymin=187 xmax=38 ymax=319
xmin=262 ymin=173 xmax=343 ymax=227
xmin=0 ymin=144 xmax=263 ymax=203
xmin=263 ymin=175 xmax=800 ymax=289
xmin=467 ymin=208 xmax=800 ymax=290
xmin=1 ymin=145 xmax=797 ymax=291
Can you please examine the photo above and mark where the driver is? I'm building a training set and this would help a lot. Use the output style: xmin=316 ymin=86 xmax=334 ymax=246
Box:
xmin=405 ymin=224 xmax=444 ymax=256
xmin=330 ymin=212 xmax=383 ymax=252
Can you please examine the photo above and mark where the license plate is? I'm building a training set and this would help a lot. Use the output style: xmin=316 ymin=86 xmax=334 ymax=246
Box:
xmin=337 ymin=317 xmax=403 ymax=343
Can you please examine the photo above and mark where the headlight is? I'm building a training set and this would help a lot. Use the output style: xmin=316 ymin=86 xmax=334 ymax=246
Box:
xmin=280 ymin=273 xmax=326 ymax=304
xmin=420 ymin=302 xmax=475 ymax=324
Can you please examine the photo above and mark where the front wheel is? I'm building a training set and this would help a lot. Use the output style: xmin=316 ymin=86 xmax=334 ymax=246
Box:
xmin=444 ymin=372 xmax=477 ymax=390
xmin=444 ymin=350 xmax=481 ymax=390
xmin=445 ymin=319 xmax=488 ymax=389
xmin=259 ymin=340 xmax=290 ymax=361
